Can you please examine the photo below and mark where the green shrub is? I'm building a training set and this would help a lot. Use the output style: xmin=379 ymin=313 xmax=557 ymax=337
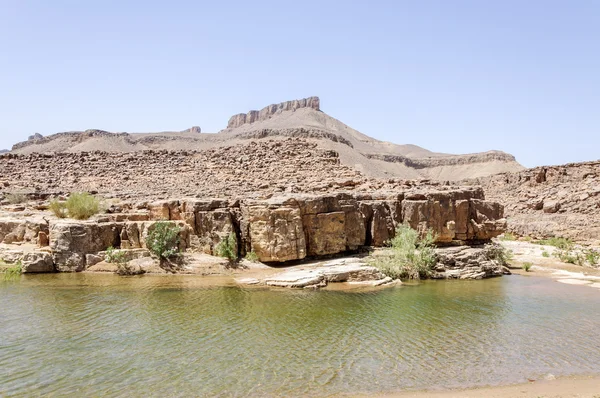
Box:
xmin=5 ymin=193 xmax=27 ymax=204
xmin=146 ymin=222 xmax=181 ymax=259
xmin=244 ymin=250 xmax=259 ymax=262
xmin=371 ymin=225 xmax=437 ymax=280
xmin=65 ymin=192 xmax=101 ymax=219
xmin=536 ymin=237 xmax=573 ymax=250
xmin=541 ymin=250 xmax=550 ymax=258
xmin=215 ymin=232 xmax=238 ymax=262
xmin=584 ymin=249 xmax=600 ymax=266
xmin=486 ymin=244 xmax=513 ymax=266
xmin=522 ymin=262 xmax=533 ymax=272
xmin=49 ymin=199 xmax=68 ymax=218
xmin=105 ymin=246 xmax=127 ymax=264
xmin=2 ymin=261 xmax=22 ymax=281
xmin=554 ymin=249 xmax=578 ymax=264
xmin=501 ymin=232 xmax=516 ymax=241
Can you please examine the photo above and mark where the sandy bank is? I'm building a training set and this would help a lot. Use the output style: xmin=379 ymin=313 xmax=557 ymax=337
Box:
xmin=366 ymin=374 xmax=600 ymax=397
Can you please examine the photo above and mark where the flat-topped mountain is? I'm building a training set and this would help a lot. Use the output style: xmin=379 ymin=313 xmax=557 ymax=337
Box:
xmin=9 ymin=96 xmax=523 ymax=180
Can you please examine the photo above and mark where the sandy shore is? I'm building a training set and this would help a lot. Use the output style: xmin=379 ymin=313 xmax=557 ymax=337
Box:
xmin=363 ymin=374 xmax=600 ymax=397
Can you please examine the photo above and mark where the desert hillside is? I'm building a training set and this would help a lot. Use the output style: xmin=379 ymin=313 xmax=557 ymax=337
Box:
xmin=9 ymin=97 xmax=524 ymax=181
xmin=464 ymin=161 xmax=600 ymax=243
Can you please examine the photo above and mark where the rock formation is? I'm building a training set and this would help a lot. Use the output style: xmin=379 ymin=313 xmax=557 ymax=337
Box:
xmin=7 ymin=96 xmax=522 ymax=180
xmin=227 ymin=97 xmax=320 ymax=129
xmin=0 ymin=186 xmax=506 ymax=273
xmin=463 ymin=160 xmax=600 ymax=243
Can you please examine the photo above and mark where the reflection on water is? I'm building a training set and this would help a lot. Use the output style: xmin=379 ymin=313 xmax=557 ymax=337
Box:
xmin=1 ymin=274 xmax=600 ymax=396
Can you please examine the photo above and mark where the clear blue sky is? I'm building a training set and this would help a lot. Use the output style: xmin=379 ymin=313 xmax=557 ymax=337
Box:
xmin=1 ymin=1 xmax=598 ymax=167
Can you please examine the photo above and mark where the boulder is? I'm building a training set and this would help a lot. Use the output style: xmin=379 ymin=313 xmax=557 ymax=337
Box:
xmin=21 ymin=252 xmax=54 ymax=273
xmin=543 ymin=200 xmax=561 ymax=214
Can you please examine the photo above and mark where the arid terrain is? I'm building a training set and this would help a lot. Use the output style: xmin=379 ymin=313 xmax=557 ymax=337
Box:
xmin=464 ymin=161 xmax=600 ymax=243
xmin=8 ymin=96 xmax=524 ymax=181
xmin=3 ymin=96 xmax=597 ymax=244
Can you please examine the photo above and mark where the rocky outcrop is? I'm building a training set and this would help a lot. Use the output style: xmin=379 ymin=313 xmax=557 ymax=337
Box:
xmin=464 ymin=160 xmax=600 ymax=242
xmin=183 ymin=126 xmax=201 ymax=134
xmin=0 ymin=186 xmax=505 ymax=272
xmin=263 ymin=258 xmax=391 ymax=288
xmin=227 ymin=97 xmax=321 ymax=129
xmin=365 ymin=151 xmax=518 ymax=170
xmin=433 ymin=245 xmax=510 ymax=279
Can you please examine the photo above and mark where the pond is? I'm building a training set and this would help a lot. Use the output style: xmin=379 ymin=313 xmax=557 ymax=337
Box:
xmin=1 ymin=274 xmax=599 ymax=396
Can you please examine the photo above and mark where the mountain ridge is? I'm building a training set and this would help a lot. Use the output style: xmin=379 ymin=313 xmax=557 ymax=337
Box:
xmin=8 ymin=96 xmax=524 ymax=180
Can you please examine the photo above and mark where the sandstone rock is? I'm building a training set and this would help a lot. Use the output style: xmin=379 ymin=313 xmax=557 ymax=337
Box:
xmin=50 ymin=222 xmax=120 ymax=272
xmin=432 ymin=245 xmax=506 ymax=279
xmin=302 ymin=212 xmax=346 ymax=256
xmin=246 ymin=198 xmax=306 ymax=262
xmin=21 ymin=252 xmax=54 ymax=273
xmin=264 ymin=261 xmax=386 ymax=288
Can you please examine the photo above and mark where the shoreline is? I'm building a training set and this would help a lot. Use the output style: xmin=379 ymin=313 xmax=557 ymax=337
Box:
xmin=364 ymin=374 xmax=600 ymax=398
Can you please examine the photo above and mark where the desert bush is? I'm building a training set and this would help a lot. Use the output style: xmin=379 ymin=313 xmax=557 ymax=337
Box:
xmin=146 ymin=222 xmax=181 ymax=259
xmin=215 ymin=232 xmax=238 ymax=262
xmin=65 ymin=192 xmax=101 ymax=219
xmin=536 ymin=237 xmax=573 ymax=250
xmin=553 ymin=249 xmax=578 ymax=264
xmin=522 ymin=262 xmax=533 ymax=272
xmin=500 ymin=232 xmax=516 ymax=241
xmin=541 ymin=250 xmax=550 ymax=258
xmin=486 ymin=244 xmax=513 ymax=266
xmin=105 ymin=246 xmax=127 ymax=264
xmin=49 ymin=199 xmax=68 ymax=218
xmin=244 ymin=250 xmax=259 ymax=262
xmin=371 ymin=225 xmax=437 ymax=280
xmin=584 ymin=249 xmax=600 ymax=266
xmin=2 ymin=261 xmax=22 ymax=281
xmin=5 ymin=193 xmax=27 ymax=204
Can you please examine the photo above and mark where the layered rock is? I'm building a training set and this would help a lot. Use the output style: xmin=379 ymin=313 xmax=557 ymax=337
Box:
xmin=433 ymin=245 xmax=509 ymax=279
xmin=227 ymin=97 xmax=321 ymax=129
xmin=0 ymin=187 xmax=505 ymax=271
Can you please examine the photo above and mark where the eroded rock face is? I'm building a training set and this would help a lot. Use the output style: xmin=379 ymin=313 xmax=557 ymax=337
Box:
xmin=50 ymin=222 xmax=120 ymax=272
xmin=227 ymin=97 xmax=321 ymax=129
xmin=0 ymin=185 xmax=505 ymax=271
xmin=433 ymin=245 xmax=510 ymax=279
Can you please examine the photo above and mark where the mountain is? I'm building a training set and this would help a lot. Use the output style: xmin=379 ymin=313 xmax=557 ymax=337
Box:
xmin=9 ymin=96 xmax=523 ymax=180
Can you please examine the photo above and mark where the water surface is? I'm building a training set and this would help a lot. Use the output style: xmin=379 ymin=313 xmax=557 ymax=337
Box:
xmin=1 ymin=274 xmax=600 ymax=397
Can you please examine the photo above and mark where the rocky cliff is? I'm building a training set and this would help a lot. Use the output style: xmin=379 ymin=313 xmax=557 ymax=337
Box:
xmin=227 ymin=97 xmax=321 ymax=129
xmin=0 ymin=187 xmax=505 ymax=272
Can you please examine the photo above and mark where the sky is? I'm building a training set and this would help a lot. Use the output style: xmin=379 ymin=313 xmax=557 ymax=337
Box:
xmin=0 ymin=0 xmax=598 ymax=167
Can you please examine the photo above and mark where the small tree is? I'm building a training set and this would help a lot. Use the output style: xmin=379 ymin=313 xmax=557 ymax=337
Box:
xmin=146 ymin=222 xmax=181 ymax=259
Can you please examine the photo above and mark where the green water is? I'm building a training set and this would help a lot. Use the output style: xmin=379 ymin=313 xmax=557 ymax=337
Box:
xmin=1 ymin=274 xmax=600 ymax=397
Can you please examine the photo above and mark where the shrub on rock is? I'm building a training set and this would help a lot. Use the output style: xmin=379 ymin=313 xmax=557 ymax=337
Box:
xmin=146 ymin=222 xmax=181 ymax=259
xmin=65 ymin=192 xmax=101 ymax=220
